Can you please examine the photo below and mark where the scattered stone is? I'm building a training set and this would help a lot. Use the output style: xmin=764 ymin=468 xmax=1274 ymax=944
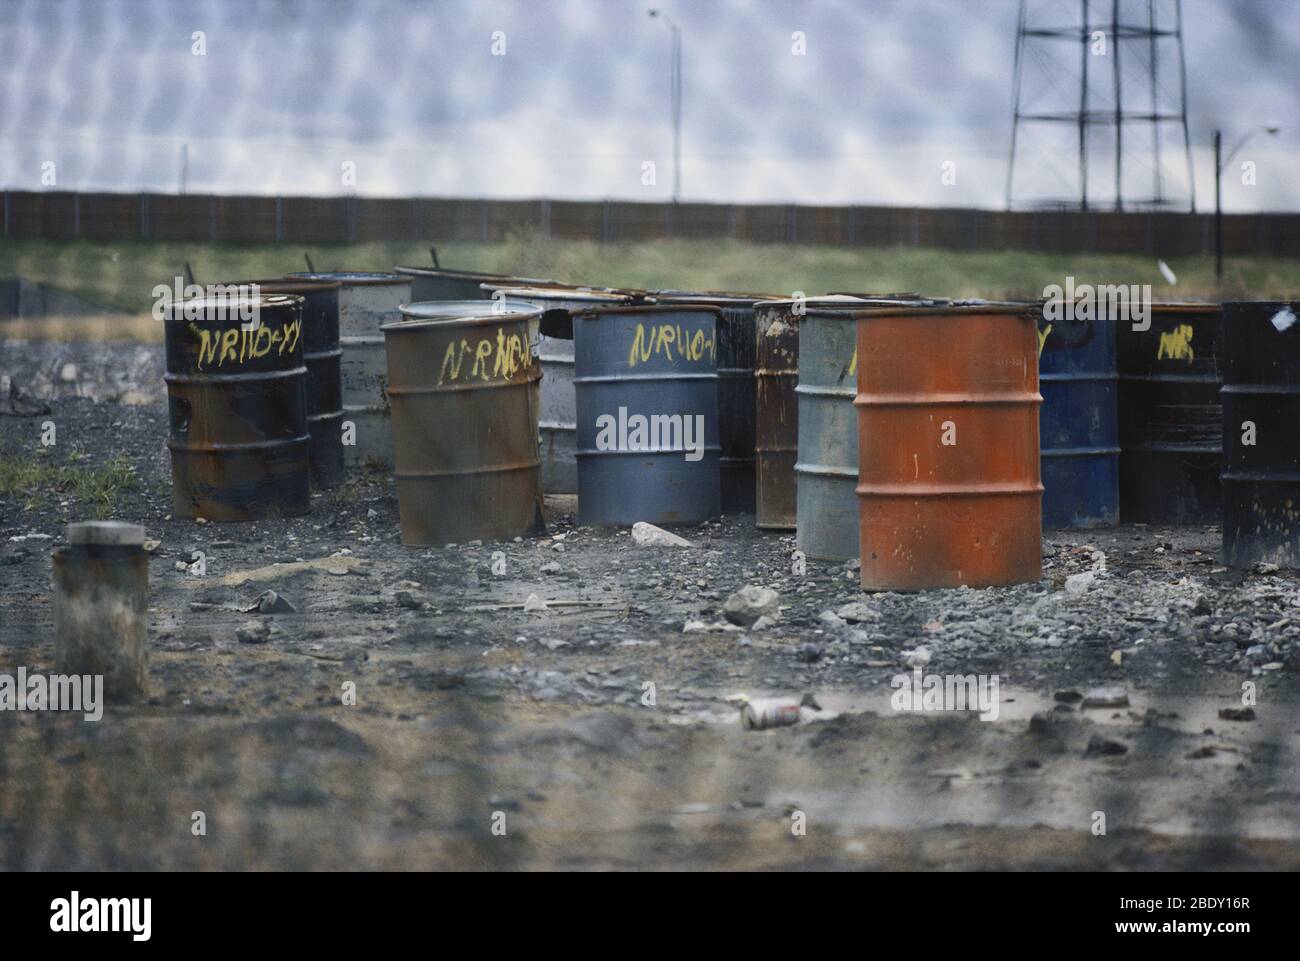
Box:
xmin=1218 ymin=707 xmax=1256 ymax=721
xmin=523 ymin=593 xmax=547 ymax=614
xmin=630 ymin=522 xmax=693 ymax=548
xmin=1192 ymin=595 xmax=1212 ymax=616
xmin=236 ymin=620 xmax=270 ymax=644
xmin=143 ymin=538 xmax=161 ymax=553
xmin=394 ymin=590 xmax=422 ymax=610
xmin=1064 ymin=571 xmax=1096 ymax=594
xmin=1054 ymin=689 xmax=1083 ymax=704
xmin=722 ymin=585 xmax=780 ymax=627
xmin=540 ymin=561 xmax=561 ymax=574
xmin=903 ymin=646 xmax=931 ymax=668
xmin=1085 ymin=735 xmax=1129 ymax=757
xmin=819 ymin=610 xmax=848 ymax=629
xmin=253 ymin=590 xmax=296 ymax=614
xmin=797 ymin=643 xmax=823 ymax=663
xmin=835 ymin=601 xmax=880 ymax=624
xmin=1081 ymin=686 xmax=1129 ymax=709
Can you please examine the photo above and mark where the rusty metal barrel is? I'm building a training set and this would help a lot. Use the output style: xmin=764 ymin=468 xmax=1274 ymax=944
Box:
xmin=213 ymin=279 xmax=343 ymax=488
xmin=1117 ymin=302 xmax=1222 ymax=524
xmin=573 ymin=304 xmax=722 ymax=526
xmin=285 ymin=271 xmax=410 ymax=468
xmin=1037 ymin=308 xmax=1119 ymax=528
xmin=481 ymin=284 xmax=638 ymax=494
xmin=1221 ymin=301 xmax=1300 ymax=568
xmin=754 ymin=299 xmax=801 ymax=529
xmin=382 ymin=301 xmax=545 ymax=545
xmin=855 ymin=303 xmax=1043 ymax=590
xmin=654 ymin=291 xmax=777 ymax=515
xmin=164 ymin=293 xmax=310 ymax=521
xmin=396 ymin=265 xmax=556 ymax=301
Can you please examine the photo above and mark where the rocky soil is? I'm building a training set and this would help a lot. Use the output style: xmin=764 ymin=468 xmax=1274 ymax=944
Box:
xmin=1 ymin=345 xmax=1297 ymax=870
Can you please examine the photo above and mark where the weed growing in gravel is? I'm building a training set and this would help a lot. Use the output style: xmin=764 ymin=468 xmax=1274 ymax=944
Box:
xmin=0 ymin=452 xmax=137 ymax=517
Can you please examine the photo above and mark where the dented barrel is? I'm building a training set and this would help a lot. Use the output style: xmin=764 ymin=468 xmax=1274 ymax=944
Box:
xmin=286 ymin=271 xmax=410 ymax=468
xmin=215 ymin=279 xmax=343 ymax=488
xmin=855 ymin=303 xmax=1043 ymax=590
xmin=654 ymin=291 xmax=776 ymax=514
xmin=481 ymin=285 xmax=638 ymax=494
xmin=573 ymin=305 xmax=721 ymax=526
xmin=1221 ymin=301 xmax=1300 ymax=568
xmin=1037 ymin=309 xmax=1119 ymax=528
xmin=382 ymin=301 xmax=545 ymax=545
xmin=1117 ymin=302 xmax=1223 ymax=524
xmin=164 ymin=293 xmax=311 ymax=521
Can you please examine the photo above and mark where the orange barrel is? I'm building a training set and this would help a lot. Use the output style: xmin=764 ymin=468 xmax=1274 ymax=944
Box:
xmin=854 ymin=303 xmax=1043 ymax=590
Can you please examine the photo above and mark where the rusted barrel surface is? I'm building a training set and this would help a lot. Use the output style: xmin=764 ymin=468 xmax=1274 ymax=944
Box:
xmin=654 ymin=292 xmax=777 ymax=515
xmin=573 ymin=305 xmax=721 ymax=526
xmin=1037 ymin=309 xmax=1119 ymax=528
xmin=481 ymin=285 xmax=637 ymax=494
xmin=214 ymin=279 xmax=343 ymax=488
xmin=286 ymin=271 xmax=410 ymax=468
xmin=754 ymin=299 xmax=801 ymax=529
xmin=164 ymin=293 xmax=310 ymax=521
xmin=1117 ymin=302 xmax=1222 ymax=524
xmin=382 ymin=301 xmax=545 ymax=545
xmin=855 ymin=304 xmax=1043 ymax=590
xmin=1221 ymin=301 xmax=1300 ymax=568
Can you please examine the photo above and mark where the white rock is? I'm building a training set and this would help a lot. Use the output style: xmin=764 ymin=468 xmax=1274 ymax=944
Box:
xmin=523 ymin=593 xmax=547 ymax=614
xmin=903 ymin=646 xmax=931 ymax=668
xmin=1065 ymin=571 xmax=1096 ymax=594
xmin=631 ymin=522 xmax=693 ymax=547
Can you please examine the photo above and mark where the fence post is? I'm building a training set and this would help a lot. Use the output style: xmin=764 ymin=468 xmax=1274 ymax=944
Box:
xmin=348 ymin=195 xmax=357 ymax=244
xmin=911 ymin=208 xmax=920 ymax=247
xmin=787 ymin=204 xmax=798 ymax=244
xmin=3 ymin=190 xmax=8 ymax=238
xmin=209 ymin=195 xmax=217 ymax=242
xmin=540 ymin=199 xmax=551 ymax=237
xmin=846 ymin=207 xmax=856 ymax=246
xmin=275 ymin=195 xmax=283 ymax=243
xmin=664 ymin=202 xmax=673 ymax=239
xmin=139 ymin=192 xmax=148 ymax=241
xmin=601 ymin=200 xmax=612 ymax=243
xmin=970 ymin=209 xmax=978 ymax=250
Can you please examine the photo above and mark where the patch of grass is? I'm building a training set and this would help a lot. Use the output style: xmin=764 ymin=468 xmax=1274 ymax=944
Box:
xmin=0 ymin=452 xmax=138 ymax=518
xmin=1 ymin=234 xmax=1296 ymax=343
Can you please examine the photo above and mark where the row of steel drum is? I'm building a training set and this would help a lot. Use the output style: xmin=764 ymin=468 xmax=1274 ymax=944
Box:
xmin=160 ymin=265 xmax=1300 ymax=588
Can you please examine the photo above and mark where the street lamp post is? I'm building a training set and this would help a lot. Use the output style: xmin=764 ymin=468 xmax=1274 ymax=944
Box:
xmin=648 ymin=9 xmax=682 ymax=202
xmin=1214 ymin=122 xmax=1280 ymax=281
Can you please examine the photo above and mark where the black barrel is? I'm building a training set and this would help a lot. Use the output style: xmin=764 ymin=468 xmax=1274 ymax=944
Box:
xmin=210 ymin=279 xmax=343 ymax=488
xmin=654 ymin=291 xmax=776 ymax=514
xmin=1117 ymin=302 xmax=1223 ymax=524
xmin=164 ymin=293 xmax=310 ymax=521
xmin=1221 ymin=301 xmax=1300 ymax=567
xmin=573 ymin=305 xmax=722 ymax=526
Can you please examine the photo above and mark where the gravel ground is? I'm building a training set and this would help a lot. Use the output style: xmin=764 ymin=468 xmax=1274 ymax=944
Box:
xmin=1 ymin=344 xmax=1298 ymax=870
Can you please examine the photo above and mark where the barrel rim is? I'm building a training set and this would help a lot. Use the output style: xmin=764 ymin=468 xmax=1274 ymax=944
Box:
xmin=848 ymin=301 xmax=1041 ymax=319
xmin=384 ymin=299 xmax=542 ymax=329
xmin=285 ymin=271 xmax=408 ymax=286
xmin=211 ymin=278 xmax=342 ymax=294
xmin=571 ymin=303 xmax=724 ymax=319
xmin=480 ymin=283 xmax=642 ymax=303
xmin=652 ymin=290 xmax=783 ymax=305
xmin=162 ymin=292 xmax=302 ymax=318
xmin=396 ymin=265 xmax=563 ymax=286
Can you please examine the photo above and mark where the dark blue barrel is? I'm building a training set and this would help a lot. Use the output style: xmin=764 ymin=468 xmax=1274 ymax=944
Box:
xmin=1037 ymin=309 xmax=1119 ymax=528
xmin=1221 ymin=301 xmax=1300 ymax=568
xmin=573 ymin=305 xmax=721 ymax=526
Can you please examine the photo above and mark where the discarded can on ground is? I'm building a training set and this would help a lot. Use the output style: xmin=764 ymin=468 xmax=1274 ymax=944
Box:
xmin=1037 ymin=308 xmax=1119 ymax=528
xmin=164 ymin=293 xmax=311 ymax=520
xmin=754 ymin=299 xmax=802 ymax=529
xmin=732 ymin=693 xmax=819 ymax=729
xmin=382 ymin=301 xmax=545 ymax=545
xmin=213 ymin=279 xmax=343 ymax=488
xmin=573 ymin=304 xmax=721 ymax=526
xmin=796 ymin=296 xmax=932 ymax=560
xmin=52 ymin=521 xmax=148 ymax=703
xmin=1221 ymin=301 xmax=1300 ymax=568
xmin=655 ymin=291 xmax=780 ymax=514
xmin=855 ymin=303 xmax=1043 ymax=590
xmin=482 ymin=284 xmax=638 ymax=493
xmin=286 ymin=271 xmax=410 ymax=468
xmin=1116 ymin=302 xmax=1222 ymax=524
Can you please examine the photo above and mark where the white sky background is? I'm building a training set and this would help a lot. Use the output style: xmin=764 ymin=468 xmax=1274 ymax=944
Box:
xmin=0 ymin=0 xmax=1296 ymax=211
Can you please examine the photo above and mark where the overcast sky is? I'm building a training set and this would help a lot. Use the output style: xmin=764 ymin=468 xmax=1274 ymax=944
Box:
xmin=1 ymin=0 xmax=1296 ymax=211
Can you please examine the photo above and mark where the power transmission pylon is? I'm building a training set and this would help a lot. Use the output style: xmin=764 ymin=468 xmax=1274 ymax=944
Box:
xmin=1005 ymin=0 xmax=1195 ymax=211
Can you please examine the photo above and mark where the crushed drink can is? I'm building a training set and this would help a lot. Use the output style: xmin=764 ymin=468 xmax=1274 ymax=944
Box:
xmin=741 ymin=697 xmax=803 ymax=729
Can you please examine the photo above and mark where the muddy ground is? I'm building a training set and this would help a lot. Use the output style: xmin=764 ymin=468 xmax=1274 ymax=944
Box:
xmin=1 ymin=342 xmax=1298 ymax=871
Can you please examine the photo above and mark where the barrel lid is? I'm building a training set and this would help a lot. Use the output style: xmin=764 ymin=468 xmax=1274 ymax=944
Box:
xmin=653 ymin=290 xmax=782 ymax=305
xmin=285 ymin=271 xmax=408 ymax=286
xmin=851 ymin=299 xmax=1040 ymax=319
xmin=385 ymin=300 xmax=542 ymax=329
xmin=1148 ymin=301 xmax=1221 ymax=312
xmin=480 ymin=283 xmax=641 ymax=303
xmin=212 ymin=278 xmax=342 ymax=294
xmin=571 ymin=303 xmax=724 ymax=319
xmin=396 ymin=265 xmax=560 ymax=286
xmin=67 ymin=521 xmax=144 ymax=547
xmin=162 ymin=292 xmax=302 ymax=318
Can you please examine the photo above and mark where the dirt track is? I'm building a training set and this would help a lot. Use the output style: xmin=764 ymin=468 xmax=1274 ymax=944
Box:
xmin=1 ymin=346 xmax=1298 ymax=870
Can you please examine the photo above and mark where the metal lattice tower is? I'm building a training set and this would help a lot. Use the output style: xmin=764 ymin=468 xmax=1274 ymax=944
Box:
xmin=1005 ymin=0 xmax=1195 ymax=211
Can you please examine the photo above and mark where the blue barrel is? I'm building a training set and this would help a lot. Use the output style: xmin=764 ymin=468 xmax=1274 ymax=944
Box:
xmin=573 ymin=305 xmax=721 ymax=526
xmin=1037 ymin=309 xmax=1119 ymax=528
